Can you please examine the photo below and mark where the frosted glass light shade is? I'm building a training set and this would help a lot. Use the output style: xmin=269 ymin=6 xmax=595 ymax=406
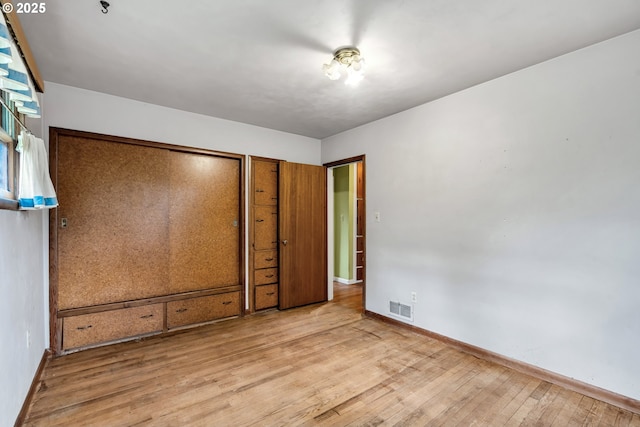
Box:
xmin=323 ymin=59 xmax=341 ymax=80
xmin=323 ymin=47 xmax=365 ymax=85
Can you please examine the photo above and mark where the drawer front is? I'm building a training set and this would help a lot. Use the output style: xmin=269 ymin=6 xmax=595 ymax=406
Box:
xmin=255 ymin=268 xmax=278 ymax=285
xmin=63 ymin=304 xmax=163 ymax=350
xmin=253 ymin=161 xmax=278 ymax=205
xmin=254 ymin=250 xmax=278 ymax=269
xmin=255 ymin=284 xmax=278 ymax=310
xmin=167 ymin=292 xmax=241 ymax=329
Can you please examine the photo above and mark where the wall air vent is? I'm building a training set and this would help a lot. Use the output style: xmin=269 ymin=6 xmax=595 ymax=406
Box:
xmin=389 ymin=301 xmax=413 ymax=322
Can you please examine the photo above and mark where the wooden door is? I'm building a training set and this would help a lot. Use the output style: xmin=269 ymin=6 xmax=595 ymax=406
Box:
xmin=168 ymin=152 xmax=241 ymax=293
xmin=279 ymin=162 xmax=327 ymax=309
xmin=56 ymin=135 xmax=171 ymax=309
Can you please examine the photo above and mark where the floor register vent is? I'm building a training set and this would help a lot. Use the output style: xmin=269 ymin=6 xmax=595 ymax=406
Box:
xmin=389 ymin=301 xmax=413 ymax=322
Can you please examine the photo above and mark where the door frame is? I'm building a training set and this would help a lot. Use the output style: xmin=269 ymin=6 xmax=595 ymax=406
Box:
xmin=324 ymin=155 xmax=366 ymax=313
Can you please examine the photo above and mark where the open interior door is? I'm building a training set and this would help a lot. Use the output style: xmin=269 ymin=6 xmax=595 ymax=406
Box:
xmin=279 ymin=161 xmax=327 ymax=309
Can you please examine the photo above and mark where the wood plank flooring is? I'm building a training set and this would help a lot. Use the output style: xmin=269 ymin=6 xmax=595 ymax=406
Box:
xmin=22 ymin=283 xmax=639 ymax=426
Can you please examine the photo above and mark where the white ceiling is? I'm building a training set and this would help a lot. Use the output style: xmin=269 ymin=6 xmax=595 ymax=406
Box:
xmin=19 ymin=1 xmax=640 ymax=139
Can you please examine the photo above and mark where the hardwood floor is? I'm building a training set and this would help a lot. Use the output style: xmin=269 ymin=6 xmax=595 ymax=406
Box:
xmin=22 ymin=282 xmax=639 ymax=426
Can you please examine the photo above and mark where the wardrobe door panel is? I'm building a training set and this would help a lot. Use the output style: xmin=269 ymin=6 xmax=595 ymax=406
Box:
xmin=169 ymin=152 xmax=241 ymax=293
xmin=253 ymin=161 xmax=278 ymax=205
xmin=57 ymin=136 xmax=171 ymax=309
xmin=254 ymin=205 xmax=278 ymax=250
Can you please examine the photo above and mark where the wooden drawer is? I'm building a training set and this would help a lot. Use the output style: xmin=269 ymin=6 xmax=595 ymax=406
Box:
xmin=62 ymin=304 xmax=163 ymax=350
xmin=167 ymin=292 xmax=240 ymax=329
xmin=253 ymin=161 xmax=278 ymax=205
xmin=254 ymin=249 xmax=278 ymax=269
xmin=255 ymin=268 xmax=278 ymax=285
xmin=255 ymin=284 xmax=278 ymax=310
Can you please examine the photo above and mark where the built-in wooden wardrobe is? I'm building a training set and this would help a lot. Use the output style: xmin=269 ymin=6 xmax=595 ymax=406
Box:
xmin=49 ymin=128 xmax=243 ymax=354
xmin=249 ymin=157 xmax=327 ymax=313
xmin=250 ymin=158 xmax=280 ymax=312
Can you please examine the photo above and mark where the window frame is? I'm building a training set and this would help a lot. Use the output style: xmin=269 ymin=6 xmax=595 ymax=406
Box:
xmin=0 ymin=93 xmax=21 ymax=210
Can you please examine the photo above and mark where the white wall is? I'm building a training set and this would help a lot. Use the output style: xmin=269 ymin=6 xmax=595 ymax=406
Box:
xmin=0 ymin=109 xmax=47 ymax=426
xmin=43 ymin=82 xmax=321 ymax=164
xmin=322 ymin=29 xmax=640 ymax=400
xmin=0 ymin=209 xmax=47 ymax=427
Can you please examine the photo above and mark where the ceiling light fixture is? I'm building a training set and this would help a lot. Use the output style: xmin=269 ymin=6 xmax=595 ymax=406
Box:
xmin=99 ymin=1 xmax=110 ymax=14
xmin=323 ymin=47 xmax=365 ymax=86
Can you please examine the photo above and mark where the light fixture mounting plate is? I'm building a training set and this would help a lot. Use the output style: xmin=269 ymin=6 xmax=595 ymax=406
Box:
xmin=334 ymin=47 xmax=361 ymax=65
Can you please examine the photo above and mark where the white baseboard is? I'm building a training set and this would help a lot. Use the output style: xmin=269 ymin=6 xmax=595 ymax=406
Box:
xmin=333 ymin=277 xmax=361 ymax=285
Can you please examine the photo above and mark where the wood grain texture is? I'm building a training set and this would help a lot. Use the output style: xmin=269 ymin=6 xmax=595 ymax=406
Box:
xmin=255 ymin=284 xmax=278 ymax=310
xmin=56 ymin=136 xmax=171 ymax=309
xmin=366 ymin=310 xmax=640 ymax=417
xmin=356 ymin=198 xmax=364 ymax=236
xmin=21 ymin=283 xmax=639 ymax=426
xmin=62 ymin=304 xmax=163 ymax=350
xmin=13 ymin=350 xmax=51 ymax=427
xmin=279 ymin=161 xmax=327 ymax=309
xmin=50 ymin=128 xmax=245 ymax=354
xmin=252 ymin=160 xmax=278 ymax=205
xmin=253 ymin=205 xmax=278 ymax=250
xmin=169 ymin=152 xmax=241 ymax=293
xmin=56 ymin=286 xmax=241 ymax=318
xmin=254 ymin=267 xmax=278 ymax=285
xmin=167 ymin=292 xmax=241 ymax=329
xmin=356 ymin=161 xmax=364 ymax=199
xmin=253 ymin=249 xmax=278 ymax=269
xmin=249 ymin=157 xmax=280 ymax=314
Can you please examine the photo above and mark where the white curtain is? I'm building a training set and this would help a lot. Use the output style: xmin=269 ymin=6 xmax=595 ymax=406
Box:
xmin=16 ymin=131 xmax=57 ymax=209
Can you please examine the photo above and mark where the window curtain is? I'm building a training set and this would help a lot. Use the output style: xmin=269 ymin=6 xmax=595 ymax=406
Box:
xmin=16 ymin=130 xmax=57 ymax=209
xmin=1 ymin=11 xmax=50 ymax=209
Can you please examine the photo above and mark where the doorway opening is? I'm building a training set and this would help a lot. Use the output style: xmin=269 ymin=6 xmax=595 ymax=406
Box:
xmin=325 ymin=155 xmax=365 ymax=313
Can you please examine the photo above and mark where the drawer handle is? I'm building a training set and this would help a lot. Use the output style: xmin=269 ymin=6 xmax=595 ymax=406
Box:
xmin=256 ymin=219 xmax=264 ymax=223
xmin=176 ymin=308 xmax=188 ymax=313
xmin=76 ymin=325 xmax=92 ymax=331
xmin=222 ymin=301 xmax=233 ymax=305
xmin=256 ymin=189 xmax=264 ymax=193
xmin=140 ymin=314 xmax=154 ymax=319
xmin=266 ymin=292 xmax=275 ymax=296
xmin=265 ymin=274 xmax=275 ymax=278
xmin=271 ymin=197 xmax=277 ymax=200
xmin=265 ymin=258 xmax=274 ymax=261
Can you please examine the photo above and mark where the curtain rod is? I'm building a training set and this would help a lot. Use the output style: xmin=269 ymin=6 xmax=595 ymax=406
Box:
xmin=0 ymin=96 xmax=32 ymax=135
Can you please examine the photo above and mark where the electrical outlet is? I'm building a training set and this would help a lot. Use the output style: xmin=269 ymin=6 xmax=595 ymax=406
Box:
xmin=411 ymin=292 xmax=417 ymax=303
